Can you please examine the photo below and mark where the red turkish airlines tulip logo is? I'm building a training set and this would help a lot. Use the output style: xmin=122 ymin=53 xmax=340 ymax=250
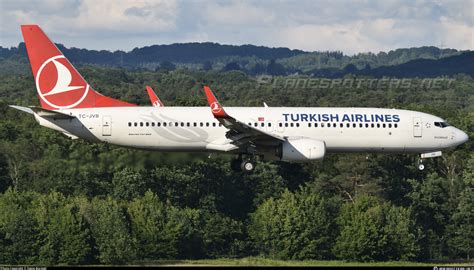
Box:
xmin=36 ymin=55 xmax=89 ymax=109
xmin=210 ymin=101 xmax=222 ymax=114
xmin=153 ymin=100 xmax=162 ymax=107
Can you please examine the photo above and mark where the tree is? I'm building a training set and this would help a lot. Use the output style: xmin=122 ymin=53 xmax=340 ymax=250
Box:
xmin=198 ymin=200 xmax=246 ymax=258
xmin=249 ymin=187 xmax=340 ymax=260
xmin=128 ymin=191 xmax=202 ymax=260
xmin=250 ymin=63 xmax=266 ymax=75
xmin=446 ymin=186 xmax=473 ymax=259
xmin=342 ymin=63 xmax=358 ymax=74
xmin=32 ymin=192 xmax=91 ymax=264
xmin=222 ymin=62 xmax=241 ymax=72
xmin=333 ymin=196 xmax=420 ymax=261
xmin=0 ymin=189 xmax=40 ymax=264
xmin=112 ymin=168 xmax=146 ymax=200
xmin=266 ymin=59 xmax=286 ymax=76
xmin=156 ymin=61 xmax=176 ymax=71
xmin=202 ymin=61 xmax=212 ymax=71
xmin=446 ymin=153 xmax=474 ymax=259
xmin=86 ymin=197 xmax=136 ymax=264
xmin=407 ymin=173 xmax=452 ymax=260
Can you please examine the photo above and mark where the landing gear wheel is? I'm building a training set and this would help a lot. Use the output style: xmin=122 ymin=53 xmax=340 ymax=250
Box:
xmin=417 ymin=158 xmax=425 ymax=171
xmin=241 ymin=160 xmax=255 ymax=174
xmin=231 ymin=159 xmax=242 ymax=172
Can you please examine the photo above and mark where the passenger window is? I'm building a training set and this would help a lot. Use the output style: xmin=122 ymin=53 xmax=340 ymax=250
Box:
xmin=134 ymin=122 xmax=137 ymax=127
xmin=193 ymin=122 xmax=197 ymax=127
xmin=394 ymin=123 xmax=398 ymax=128
xmin=261 ymin=123 xmax=264 ymax=127
xmin=290 ymin=123 xmax=294 ymax=127
xmin=200 ymin=122 xmax=204 ymax=127
xmin=152 ymin=122 xmax=155 ymax=127
xmin=279 ymin=123 xmax=282 ymax=127
xmin=128 ymin=122 xmax=131 ymax=127
xmin=333 ymin=123 xmax=336 ymax=127
xmin=163 ymin=122 xmax=167 ymax=127
xmin=181 ymin=122 xmax=184 ymax=127
xmin=206 ymin=122 xmax=210 ymax=127
xmin=388 ymin=123 xmax=392 ymax=128
xmin=371 ymin=123 xmax=374 ymax=128
xmin=268 ymin=123 xmax=271 ymax=127
xmin=359 ymin=123 xmax=363 ymax=128
xmin=296 ymin=123 xmax=300 ymax=127
xmin=340 ymin=123 xmax=343 ymax=128
xmin=157 ymin=122 xmax=161 ymax=127
xmin=140 ymin=122 xmax=143 ymax=127
xmin=146 ymin=122 xmax=149 ymax=127
xmin=175 ymin=122 xmax=179 ymax=127
xmin=321 ymin=123 xmax=325 ymax=127
xmin=346 ymin=123 xmax=350 ymax=128
xmin=353 ymin=123 xmax=356 ymax=128
xmin=187 ymin=122 xmax=190 ymax=127
xmin=212 ymin=123 xmax=216 ymax=127
xmin=377 ymin=123 xmax=380 ymax=128
xmin=315 ymin=123 xmax=318 ymax=127
xmin=382 ymin=123 xmax=386 ymax=128
xmin=285 ymin=123 xmax=288 ymax=127
xmin=365 ymin=123 xmax=369 ymax=128
xmin=254 ymin=123 xmax=258 ymax=127
xmin=308 ymin=123 xmax=312 ymax=127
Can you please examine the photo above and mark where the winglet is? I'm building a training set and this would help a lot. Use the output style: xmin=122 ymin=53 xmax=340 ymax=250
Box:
xmin=146 ymin=86 xmax=164 ymax=107
xmin=203 ymin=86 xmax=228 ymax=118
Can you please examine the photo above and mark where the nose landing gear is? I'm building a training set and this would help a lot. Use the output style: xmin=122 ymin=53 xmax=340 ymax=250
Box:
xmin=417 ymin=160 xmax=425 ymax=171
xmin=416 ymin=151 xmax=443 ymax=171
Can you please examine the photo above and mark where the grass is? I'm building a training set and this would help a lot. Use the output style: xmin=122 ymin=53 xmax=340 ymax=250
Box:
xmin=142 ymin=257 xmax=474 ymax=267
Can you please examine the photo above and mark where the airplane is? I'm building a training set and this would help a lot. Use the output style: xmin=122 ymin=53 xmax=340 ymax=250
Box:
xmin=146 ymin=85 xmax=164 ymax=107
xmin=10 ymin=25 xmax=469 ymax=173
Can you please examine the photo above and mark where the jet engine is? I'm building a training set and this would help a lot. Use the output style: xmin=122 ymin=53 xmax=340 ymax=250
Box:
xmin=277 ymin=137 xmax=326 ymax=162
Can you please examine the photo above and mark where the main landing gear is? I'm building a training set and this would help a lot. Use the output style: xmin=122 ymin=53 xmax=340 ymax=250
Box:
xmin=231 ymin=155 xmax=256 ymax=174
xmin=416 ymin=151 xmax=443 ymax=171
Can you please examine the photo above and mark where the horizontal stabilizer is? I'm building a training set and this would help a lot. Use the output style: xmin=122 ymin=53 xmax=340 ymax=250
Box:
xmin=9 ymin=105 xmax=75 ymax=119
xmin=9 ymin=105 xmax=34 ymax=114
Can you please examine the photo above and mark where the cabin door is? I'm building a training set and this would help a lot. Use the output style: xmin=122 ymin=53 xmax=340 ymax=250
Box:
xmin=413 ymin=117 xmax=422 ymax=137
xmin=102 ymin=115 xmax=112 ymax=136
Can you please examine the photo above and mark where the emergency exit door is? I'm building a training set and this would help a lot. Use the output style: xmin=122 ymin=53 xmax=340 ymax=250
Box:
xmin=102 ymin=116 xmax=112 ymax=136
xmin=413 ymin=117 xmax=422 ymax=137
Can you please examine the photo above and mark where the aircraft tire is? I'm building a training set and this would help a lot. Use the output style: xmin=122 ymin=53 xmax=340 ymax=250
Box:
xmin=241 ymin=160 xmax=255 ymax=173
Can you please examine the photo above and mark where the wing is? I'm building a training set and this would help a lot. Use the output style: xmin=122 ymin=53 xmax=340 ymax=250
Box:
xmin=146 ymin=86 xmax=165 ymax=107
xmin=203 ymin=86 xmax=284 ymax=147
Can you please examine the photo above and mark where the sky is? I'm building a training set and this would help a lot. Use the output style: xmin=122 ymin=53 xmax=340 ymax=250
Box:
xmin=0 ymin=0 xmax=473 ymax=55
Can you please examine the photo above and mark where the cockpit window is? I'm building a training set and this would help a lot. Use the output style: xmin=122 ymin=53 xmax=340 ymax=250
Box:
xmin=434 ymin=121 xmax=450 ymax=128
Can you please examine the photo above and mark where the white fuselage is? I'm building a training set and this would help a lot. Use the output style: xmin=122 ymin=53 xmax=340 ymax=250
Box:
xmin=34 ymin=106 xmax=467 ymax=161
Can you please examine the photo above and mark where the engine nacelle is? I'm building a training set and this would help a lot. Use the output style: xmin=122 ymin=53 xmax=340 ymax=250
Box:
xmin=279 ymin=137 xmax=326 ymax=162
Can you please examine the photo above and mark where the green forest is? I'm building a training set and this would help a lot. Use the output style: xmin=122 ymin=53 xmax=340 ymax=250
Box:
xmin=1 ymin=43 xmax=470 ymax=76
xmin=0 ymin=54 xmax=473 ymax=265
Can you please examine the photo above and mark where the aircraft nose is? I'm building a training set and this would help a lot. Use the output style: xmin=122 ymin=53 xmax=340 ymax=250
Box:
xmin=458 ymin=130 xmax=469 ymax=144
